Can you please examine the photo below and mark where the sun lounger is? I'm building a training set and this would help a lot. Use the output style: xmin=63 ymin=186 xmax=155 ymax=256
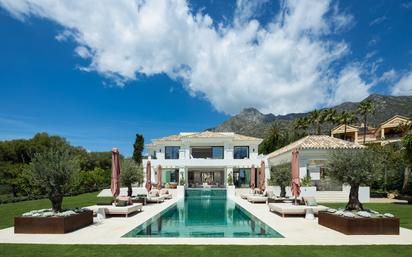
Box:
xmin=86 ymin=203 xmax=143 ymax=217
xmin=146 ymin=195 xmax=165 ymax=203
xmin=268 ymin=203 xmax=328 ymax=217
xmin=247 ymin=195 xmax=268 ymax=203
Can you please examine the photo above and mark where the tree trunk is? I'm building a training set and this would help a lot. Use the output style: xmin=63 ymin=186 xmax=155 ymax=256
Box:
xmin=363 ymin=115 xmax=367 ymax=144
xmin=127 ymin=184 xmax=133 ymax=197
xmin=50 ymin=194 xmax=63 ymax=212
xmin=345 ymin=185 xmax=363 ymax=211
xmin=401 ymin=166 xmax=411 ymax=194
xmin=280 ymin=186 xmax=286 ymax=197
xmin=11 ymin=185 xmax=17 ymax=197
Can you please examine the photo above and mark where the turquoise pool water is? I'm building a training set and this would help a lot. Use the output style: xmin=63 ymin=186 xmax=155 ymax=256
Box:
xmin=123 ymin=189 xmax=283 ymax=238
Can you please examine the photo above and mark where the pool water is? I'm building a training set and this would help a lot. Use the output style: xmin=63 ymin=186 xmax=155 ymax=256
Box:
xmin=123 ymin=189 xmax=283 ymax=238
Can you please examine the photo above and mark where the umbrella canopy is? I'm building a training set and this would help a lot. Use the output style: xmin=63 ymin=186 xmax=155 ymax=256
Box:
xmin=259 ymin=160 xmax=266 ymax=193
xmin=145 ymin=160 xmax=152 ymax=192
xmin=157 ymin=165 xmax=162 ymax=190
xmin=291 ymin=148 xmax=301 ymax=198
xmin=250 ymin=164 xmax=256 ymax=190
xmin=110 ymin=148 xmax=121 ymax=197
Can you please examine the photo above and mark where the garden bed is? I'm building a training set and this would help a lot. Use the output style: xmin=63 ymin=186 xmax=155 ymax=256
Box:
xmin=318 ymin=211 xmax=399 ymax=235
xmin=14 ymin=209 xmax=93 ymax=234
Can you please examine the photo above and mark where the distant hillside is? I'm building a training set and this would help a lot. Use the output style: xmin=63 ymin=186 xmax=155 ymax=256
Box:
xmin=209 ymin=94 xmax=412 ymax=139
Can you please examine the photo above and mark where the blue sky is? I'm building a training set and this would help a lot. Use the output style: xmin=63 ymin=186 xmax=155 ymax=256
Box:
xmin=0 ymin=0 xmax=412 ymax=156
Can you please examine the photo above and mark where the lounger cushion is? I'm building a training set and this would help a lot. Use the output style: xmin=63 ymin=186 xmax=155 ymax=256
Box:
xmin=303 ymin=197 xmax=317 ymax=206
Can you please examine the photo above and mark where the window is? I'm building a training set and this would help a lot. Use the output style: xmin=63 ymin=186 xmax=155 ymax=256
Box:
xmin=234 ymin=146 xmax=249 ymax=159
xmin=233 ymin=168 xmax=251 ymax=188
xmin=165 ymin=146 xmax=180 ymax=159
xmin=212 ymin=146 xmax=224 ymax=159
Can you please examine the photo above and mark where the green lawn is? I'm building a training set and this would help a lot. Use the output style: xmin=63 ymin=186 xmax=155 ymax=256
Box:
xmin=0 ymin=192 xmax=98 ymax=229
xmin=0 ymin=244 xmax=411 ymax=257
xmin=326 ymin=203 xmax=412 ymax=229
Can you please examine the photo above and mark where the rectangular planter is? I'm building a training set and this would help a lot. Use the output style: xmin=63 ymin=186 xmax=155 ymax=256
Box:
xmin=14 ymin=210 xmax=93 ymax=234
xmin=318 ymin=211 xmax=399 ymax=235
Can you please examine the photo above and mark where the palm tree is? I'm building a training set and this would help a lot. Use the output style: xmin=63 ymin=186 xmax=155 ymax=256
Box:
xmin=322 ymin=108 xmax=338 ymax=124
xmin=357 ymin=100 xmax=376 ymax=144
xmin=293 ymin=117 xmax=309 ymax=134
xmin=308 ymin=109 xmax=323 ymax=135
xmin=336 ymin=111 xmax=357 ymax=141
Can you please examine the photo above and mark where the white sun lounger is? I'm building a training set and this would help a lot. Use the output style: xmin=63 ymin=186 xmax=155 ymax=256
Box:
xmin=247 ymin=195 xmax=268 ymax=203
xmin=86 ymin=203 xmax=143 ymax=217
xmin=268 ymin=203 xmax=328 ymax=217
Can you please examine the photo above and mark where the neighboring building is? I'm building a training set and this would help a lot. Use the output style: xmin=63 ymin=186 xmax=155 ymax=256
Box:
xmin=331 ymin=115 xmax=411 ymax=145
xmin=144 ymin=131 xmax=265 ymax=189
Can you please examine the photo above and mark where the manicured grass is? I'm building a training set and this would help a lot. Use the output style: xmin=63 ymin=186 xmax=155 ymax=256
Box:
xmin=326 ymin=203 xmax=412 ymax=229
xmin=0 ymin=192 xmax=98 ymax=229
xmin=0 ymin=244 xmax=412 ymax=257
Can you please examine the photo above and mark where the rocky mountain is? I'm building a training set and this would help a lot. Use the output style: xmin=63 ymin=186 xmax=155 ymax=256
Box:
xmin=210 ymin=94 xmax=412 ymax=139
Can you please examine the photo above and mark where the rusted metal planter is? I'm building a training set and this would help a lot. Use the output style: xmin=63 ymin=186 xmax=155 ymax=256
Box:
xmin=318 ymin=211 xmax=400 ymax=235
xmin=14 ymin=210 xmax=93 ymax=234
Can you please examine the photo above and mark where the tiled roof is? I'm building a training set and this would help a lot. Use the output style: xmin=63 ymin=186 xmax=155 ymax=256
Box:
xmin=267 ymin=135 xmax=365 ymax=159
xmin=151 ymin=131 xmax=262 ymax=143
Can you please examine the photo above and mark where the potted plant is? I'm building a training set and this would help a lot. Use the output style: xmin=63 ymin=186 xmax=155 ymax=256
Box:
xmin=14 ymin=145 xmax=93 ymax=234
xmin=270 ymin=163 xmax=291 ymax=197
xmin=300 ymin=175 xmax=316 ymax=197
xmin=226 ymin=171 xmax=235 ymax=198
xmin=177 ymin=172 xmax=185 ymax=199
xmin=318 ymin=149 xmax=399 ymax=235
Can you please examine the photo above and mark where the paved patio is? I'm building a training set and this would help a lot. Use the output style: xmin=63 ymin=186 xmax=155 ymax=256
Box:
xmin=0 ymin=196 xmax=411 ymax=245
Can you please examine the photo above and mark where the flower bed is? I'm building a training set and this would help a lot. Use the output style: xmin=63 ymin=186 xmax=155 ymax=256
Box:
xmin=14 ymin=208 xmax=93 ymax=234
xmin=318 ymin=209 xmax=399 ymax=235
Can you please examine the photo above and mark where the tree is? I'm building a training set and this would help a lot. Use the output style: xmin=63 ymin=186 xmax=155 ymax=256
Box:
xmin=133 ymin=134 xmax=144 ymax=164
xmin=402 ymin=131 xmax=412 ymax=194
xmin=121 ymin=159 xmax=143 ymax=196
xmin=30 ymin=145 xmax=80 ymax=212
xmin=326 ymin=149 xmax=380 ymax=210
xmin=336 ymin=111 xmax=357 ymax=140
xmin=293 ymin=117 xmax=309 ymax=135
xmin=270 ymin=163 xmax=292 ymax=197
xmin=322 ymin=108 xmax=338 ymax=124
xmin=357 ymin=100 xmax=376 ymax=144
xmin=259 ymin=125 xmax=289 ymax=154
xmin=308 ymin=109 xmax=323 ymax=135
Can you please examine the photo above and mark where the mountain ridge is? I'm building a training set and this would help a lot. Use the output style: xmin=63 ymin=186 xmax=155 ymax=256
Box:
xmin=209 ymin=94 xmax=412 ymax=138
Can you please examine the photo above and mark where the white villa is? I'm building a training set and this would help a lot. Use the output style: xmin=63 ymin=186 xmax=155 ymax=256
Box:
xmin=144 ymin=131 xmax=267 ymax=189
xmin=143 ymin=132 xmax=370 ymax=202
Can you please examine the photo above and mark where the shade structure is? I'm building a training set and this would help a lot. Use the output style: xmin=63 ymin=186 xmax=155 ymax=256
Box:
xmin=157 ymin=165 xmax=162 ymax=190
xmin=259 ymin=160 xmax=266 ymax=193
xmin=291 ymin=148 xmax=301 ymax=199
xmin=145 ymin=160 xmax=152 ymax=192
xmin=250 ymin=164 xmax=256 ymax=190
xmin=110 ymin=148 xmax=121 ymax=197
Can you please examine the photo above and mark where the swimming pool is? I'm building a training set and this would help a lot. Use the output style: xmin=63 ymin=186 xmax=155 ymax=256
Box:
xmin=123 ymin=189 xmax=283 ymax=238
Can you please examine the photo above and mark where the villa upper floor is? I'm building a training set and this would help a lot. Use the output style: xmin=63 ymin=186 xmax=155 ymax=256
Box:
xmin=331 ymin=115 xmax=411 ymax=145
xmin=146 ymin=131 xmax=263 ymax=161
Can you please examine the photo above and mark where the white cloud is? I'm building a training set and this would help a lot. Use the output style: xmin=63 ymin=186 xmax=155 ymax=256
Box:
xmin=328 ymin=65 xmax=372 ymax=105
xmin=392 ymin=71 xmax=412 ymax=96
xmin=0 ymin=0 xmax=368 ymax=115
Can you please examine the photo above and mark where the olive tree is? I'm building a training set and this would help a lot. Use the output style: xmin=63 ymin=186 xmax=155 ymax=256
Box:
xmin=270 ymin=163 xmax=291 ymax=197
xmin=30 ymin=146 xmax=80 ymax=212
xmin=121 ymin=159 xmax=143 ymax=196
xmin=326 ymin=149 xmax=380 ymax=210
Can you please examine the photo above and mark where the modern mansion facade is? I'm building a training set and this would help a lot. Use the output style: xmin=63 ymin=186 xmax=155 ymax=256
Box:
xmin=143 ymin=131 xmax=267 ymax=189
